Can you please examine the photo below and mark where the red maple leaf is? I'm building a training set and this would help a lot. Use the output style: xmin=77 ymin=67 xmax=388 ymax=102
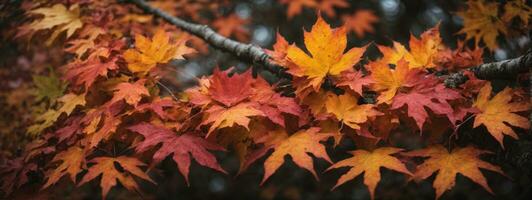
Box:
xmin=128 ymin=122 xmax=226 ymax=183
xmin=391 ymin=74 xmax=462 ymax=130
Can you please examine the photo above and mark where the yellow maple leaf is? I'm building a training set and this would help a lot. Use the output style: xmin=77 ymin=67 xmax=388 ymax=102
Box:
xmin=27 ymin=93 xmax=86 ymax=136
xmin=473 ymin=83 xmax=530 ymax=147
xmin=21 ymin=4 xmax=83 ymax=45
xmin=403 ymin=145 xmax=505 ymax=199
xmin=123 ymin=29 xmax=196 ymax=74
xmin=369 ymin=59 xmax=412 ymax=104
xmin=456 ymin=0 xmax=506 ymax=50
xmin=286 ymin=15 xmax=366 ymax=90
xmin=325 ymin=93 xmax=380 ymax=130
xmin=327 ymin=147 xmax=412 ymax=200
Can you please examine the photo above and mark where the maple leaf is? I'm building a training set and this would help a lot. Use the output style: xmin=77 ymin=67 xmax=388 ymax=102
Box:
xmin=391 ymin=75 xmax=462 ymax=130
xmin=209 ymin=68 xmax=253 ymax=107
xmin=128 ymin=122 xmax=226 ymax=183
xmin=473 ymin=83 xmax=530 ymax=147
xmin=502 ymin=0 xmax=532 ymax=24
xmin=286 ymin=15 xmax=366 ymax=90
xmin=31 ymin=70 xmax=67 ymax=102
xmin=335 ymin=70 xmax=374 ymax=96
xmin=456 ymin=0 xmax=506 ymax=50
xmin=279 ymin=0 xmax=318 ymax=19
xmin=369 ymin=59 xmax=417 ymax=104
xmin=265 ymin=33 xmax=290 ymax=66
xmin=62 ymin=57 xmax=119 ymax=90
xmin=65 ymin=25 xmax=105 ymax=58
xmin=28 ymin=93 xmax=86 ymax=136
xmin=212 ymin=14 xmax=250 ymax=42
xmin=325 ymin=93 xmax=381 ymax=130
xmin=135 ymin=97 xmax=177 ymax=120
xmin=327 ymin=147 xmax=412 ymax=199
xmin=110 ymin=79 xmax=150 ymax=107
xmin=318 ymin=0 xmax=349 ymax=18
xmin=202 ymin=103 xmax=265 ymax=135
xmin=258 ymin=127 xmax=332 ymax=184
xmin=87 ymin=113 xmax=121 ymax=148
xmin=377 ymin=25 xmax=445 ymax=69
xmin=434 ymin=41 xmax=483 ymax=71
xmin=123 ymin=29 xmax=195 ymax=74
xmin=403 ymin=145 xmax=505 ymax=199
xmin=78 ymin=156 xmax=154 ymax=199
xmin=251 ymin=77 xmax=302 ymax=126
xmin=42 ymin=146 xmax=84 ymax=189
xmin=0 ymin=158 xmax=37 ymax=195
xmin=54 ymin=116 xmax=83 ymax=144
xmin=342 ymin=10 xmax=379 ymax=37
xmin=19 ymin=4 xmax=83 ymax=45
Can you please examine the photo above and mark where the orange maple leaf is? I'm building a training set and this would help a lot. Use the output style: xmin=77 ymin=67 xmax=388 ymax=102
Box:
xmin=318 ymin=0 xmax=349 ymax=18
xmin=325 ymin=93 xmax=381 ymax=130
xmin=473 ymin=83 xmax=530 ymax=147
xmin=212 ymin=14 xmax=250 ymax=42
xmin=327 ymin=147 xmax=412 ymax=200
xmin=279 ymin=0 xmax=318 ymax=19
xmin=403 ymin=145 xmax=505 ymax=199
xmin=78 ymin=156 xmax=154 ymax=199
xmin=65 ymin=25 xmax=104 ymax=58
xmin=259 ymin=127 xmax=332 ymax=184
xmin=286 ymin=14 xmax=366 ymax=90
xmin=456 ymin=0 xmax=506 ymax=51
xmin=123 ymin=29 xmax=196 ymax=74
xmin=502 ymin=0 xmax=532 ymax=24
xmin=377 ymin=25 xmax=445 ymax=69
xmin=110 ymin=79 xmax=150 ymax=107
xmin=42 ymin=146 xmax=85 ymax=189
xmin=369 ymin=59 xmax=416 ymax=104
xmin=342 ymin=10 xmax=379 ymax=38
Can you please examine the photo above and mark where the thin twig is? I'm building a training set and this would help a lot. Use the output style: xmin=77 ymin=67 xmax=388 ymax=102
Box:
xmin=156 ymin=80 xmax=179 ymax=101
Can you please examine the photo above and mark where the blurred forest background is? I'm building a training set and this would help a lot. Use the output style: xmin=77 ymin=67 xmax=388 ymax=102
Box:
xmin=0 ymin=0 xmax=531 ymax=199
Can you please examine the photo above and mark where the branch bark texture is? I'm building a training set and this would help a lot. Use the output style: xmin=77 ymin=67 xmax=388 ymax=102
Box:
xmin=444 ymin=50 xmax=532 ymax=88
xmin=127 ymin=0 xmax=289 ymax=79
xmin=126 ymin=0 xmax=530 ymax=89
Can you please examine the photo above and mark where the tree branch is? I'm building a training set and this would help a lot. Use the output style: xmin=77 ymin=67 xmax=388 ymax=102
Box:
xmin=126 ymin=0 xmax=290 ymax=79
xmin=444 ymin=50 xmax=532 ymax=88
xmin=126 ymin=0 xmax=530 ymax=90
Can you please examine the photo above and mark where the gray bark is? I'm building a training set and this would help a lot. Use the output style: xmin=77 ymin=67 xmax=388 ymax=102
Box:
xmin=444 ymin=51 xmax=532 ymax=88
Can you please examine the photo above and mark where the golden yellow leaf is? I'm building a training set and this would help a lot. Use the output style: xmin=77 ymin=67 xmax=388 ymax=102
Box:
xmin=123 ymin=29 xmax=196 ymax=74
xmin=325 ymin=93 xmax=380 ymax=130
xmin=286 ymin=15 xmax=366 ymax=90
xmin=22 ymin=4 xmax=83 ymax=45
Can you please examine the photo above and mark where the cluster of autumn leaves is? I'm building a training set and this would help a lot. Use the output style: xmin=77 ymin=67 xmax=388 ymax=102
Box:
xmin=1 ymin=0 xmax=531 ymax=199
